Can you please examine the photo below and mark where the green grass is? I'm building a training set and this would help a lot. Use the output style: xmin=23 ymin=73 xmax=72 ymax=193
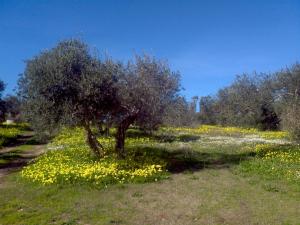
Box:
xmin=0 ymin=123 xmax=30 ymax=148
xmin=236 ymin=144 xmax=300 ymax=189
xmin=0 ymin=145 xmax=37 ymax=167
xmin=0 ymin=125 xmax=299 ymax=224
xmin=1 ymin=169 xmax=299 ymax=225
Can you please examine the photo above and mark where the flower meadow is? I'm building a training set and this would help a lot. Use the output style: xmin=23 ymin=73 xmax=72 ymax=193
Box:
xmin=21 ymin=125 xmax=297 ymax=187
xmin=21 ymin=128 xmax=167 ymax=186
xmin=239 ymin=143 xmax=300 ymax=184
xmin=162 ymin=125 xmax=289 ymax=139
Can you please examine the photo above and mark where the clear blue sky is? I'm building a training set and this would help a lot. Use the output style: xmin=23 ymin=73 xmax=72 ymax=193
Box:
xmin=0 ymin=0 xmax=300 ymax=100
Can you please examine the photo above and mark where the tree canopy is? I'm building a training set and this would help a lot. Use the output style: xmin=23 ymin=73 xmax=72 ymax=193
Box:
xmin=18 ymin=39 xmax=182 ymax=158
xmin=113 ymin=55 xmax=181 ymax=157
xmin=18 ymin=39 xmax=119 ymax=157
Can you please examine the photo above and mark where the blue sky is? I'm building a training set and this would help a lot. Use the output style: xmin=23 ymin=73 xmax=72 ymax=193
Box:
xmin=0 ymin=0 xmax=300 ymax=100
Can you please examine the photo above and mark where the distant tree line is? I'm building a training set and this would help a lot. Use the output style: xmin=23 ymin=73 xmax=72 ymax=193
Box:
xmin=198 ymin=63 xmax=300 ymax=139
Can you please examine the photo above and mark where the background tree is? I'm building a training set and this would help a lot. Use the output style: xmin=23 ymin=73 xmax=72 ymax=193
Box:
xmin=257 ymin=74 xmax=279 ymax=130
xmin=190 ymin=96 xmax=198 ymax=113
xmin=0 ymin=80 xmax=6 ymax=122
xmin=113 ymin=55 xmax=181 ymax=157
xmin=198 ymin=73 xmax=280 ymax=130
xmin=274 ymin=63 xmax=300 ymax=138
xmin=163 ymin=96 xmax=194 ymax=126
xmin=18 ymin=39 xmax=118 ymax=157
xmin=4 ymin=95 xmax=21 ymax=121
xmin=198 ymin=95 xmax=217 ymax=124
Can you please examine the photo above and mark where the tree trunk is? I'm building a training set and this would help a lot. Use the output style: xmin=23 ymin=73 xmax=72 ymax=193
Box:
xmin=115 ymin=124 xmax=126 ymax=158
xmin=115 ymin=117 xmax=135 ymax=158
xmin=104 ymin=126 xmax=110 ymax=136
xmin=84 ymin=122 xmax=103 ymax=158
xmin=97 ymin=121 xmax=104 ymax=135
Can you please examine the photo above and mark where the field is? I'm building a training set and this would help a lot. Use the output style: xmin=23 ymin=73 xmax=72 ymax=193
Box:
xmin=0 ymin=125 xmax=299 ymax=225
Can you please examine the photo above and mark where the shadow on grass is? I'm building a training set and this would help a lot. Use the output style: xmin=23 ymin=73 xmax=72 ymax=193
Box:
xmin=0 ymin=123 xmax=32 ymax=131
xmin=126 ymin=129 xmax=201 ymax=143
xmin=2 ymin=134 xmax=42 ymax=148
xmin=0 ymin=133 xmax=43 ymax=170
xmin=0 ymin=149 xmax=37 ymax=169
xmin=130 ymin=146 xmax=254 ymax=173
xmin=177 ymin=134 xmax=201 ymax=142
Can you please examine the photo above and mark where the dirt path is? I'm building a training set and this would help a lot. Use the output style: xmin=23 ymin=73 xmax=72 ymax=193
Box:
xmin=0 ymin=133 xmax=46 ymax=180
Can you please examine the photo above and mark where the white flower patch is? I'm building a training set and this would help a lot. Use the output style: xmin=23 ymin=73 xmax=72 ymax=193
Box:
xmin=200 ymin=135 xmax=290 ymax=145
xmin=47 ymin=145 xmax=65 ymax=151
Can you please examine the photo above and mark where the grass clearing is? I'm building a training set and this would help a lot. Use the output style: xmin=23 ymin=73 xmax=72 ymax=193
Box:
xmin=1 ymin=168 xmax=299 ymax=225
xmin=0 ymin=123 xmax=30 ymax=148
xmin=0 ymin=144 xmax=38 ymax=167
xmin=0 ymin=125 xmax=299 ymax=224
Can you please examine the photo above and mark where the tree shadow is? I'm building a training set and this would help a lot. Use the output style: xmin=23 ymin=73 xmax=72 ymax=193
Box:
xmin=126 ymin=129 xmax=200 ymax=143
xmin=0 ymin=149 xmax=37 ymax=169
xmin=2 ymin=134 xmax=42 ymax=148
xmin=0 ymin=123 xmax=32 ymax=131
xmin=130 ymin=146 xmax=254 ymax=174
xmin=126 ymin=129 xmax=175 ymax=142
xmin=177 ymin=134 xmax=201 ymax=142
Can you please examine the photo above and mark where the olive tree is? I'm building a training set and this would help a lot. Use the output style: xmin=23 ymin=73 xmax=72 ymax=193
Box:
xmin=275 ymin=63 xmax=300 ymax=139
xmin=163 ymin=96 xmax=194 ymax=126
xmin=18 ymin=39 xmax=118 ymax=158
xmin=113 ymin=55 xmax=180 ymax=157
xmin=199 ymin=95 xmax=217 ymax=125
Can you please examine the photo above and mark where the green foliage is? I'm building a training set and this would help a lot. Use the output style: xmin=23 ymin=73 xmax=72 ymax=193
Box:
xmin=275 ymin=63 xmax=300 ymax=140
xmin=113 ymin=55 xmax=181 ymax=157
xmin=199 ymin=73 xmax=279 ymax=129
xmin=163 ymin=96 xmax=194 ymax=126
xmin=18 ymin=40 xmax=181 ymax=157
xmin=199 ymin=62 xmax=300 ymax=140
xmin=18 ymin=39 xmax=120 ymax=157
